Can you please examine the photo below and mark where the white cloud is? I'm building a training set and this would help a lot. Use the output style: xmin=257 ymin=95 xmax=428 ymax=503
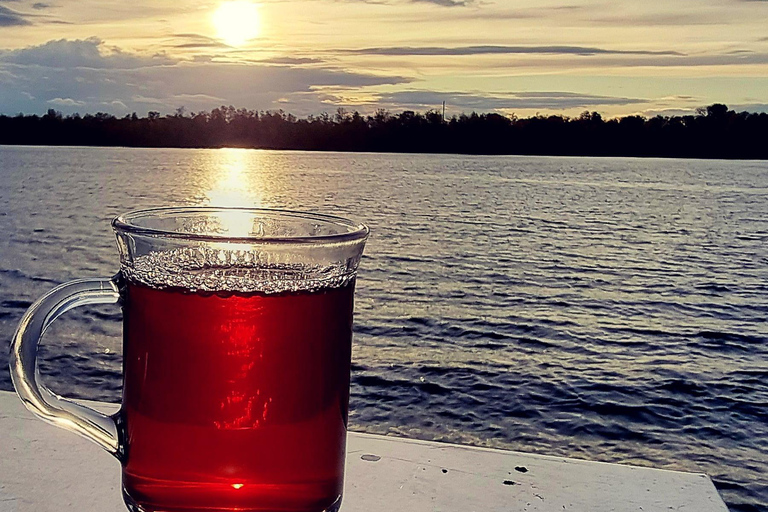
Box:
xmin=356 ymin=90 xmax=648 ymax=113
xmin=47 ymin=97 xmax=85 ymax=106
xmin=729 ymin=102 xmax=768 ymax=114
xmin=0 ymin=4 xmax=30 ymax=26
xmin=105 ymin=99 xmax=127 ymax=110
xmin=345 ymin=45 xmax=683 ymax=56
xmin=0 ymin=38 xmax=411 ymax=115
xmin=0 ymin=37 xmax=173 ymax=69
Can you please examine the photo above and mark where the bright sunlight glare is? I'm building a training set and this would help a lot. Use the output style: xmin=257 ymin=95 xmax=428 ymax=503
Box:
xmin=207 ymin=148 xmax=264 ymax=237
xmin=213 ymin=1 xmax=261 ymax=47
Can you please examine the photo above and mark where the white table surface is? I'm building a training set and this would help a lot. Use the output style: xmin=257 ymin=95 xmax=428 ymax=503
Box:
xmin=0 ymin=390 xmax=729 ymax=512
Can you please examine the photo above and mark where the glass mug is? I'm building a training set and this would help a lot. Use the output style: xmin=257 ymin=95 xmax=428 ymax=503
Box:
xmin=10 ymin=207 xmax=369 ymax=512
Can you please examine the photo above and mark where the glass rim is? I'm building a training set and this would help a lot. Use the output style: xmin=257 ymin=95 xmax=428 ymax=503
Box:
xmin=112 ymin=206 xmax=370 ymax=245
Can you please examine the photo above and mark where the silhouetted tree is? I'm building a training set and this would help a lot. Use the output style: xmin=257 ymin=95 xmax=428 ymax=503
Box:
xmin=0 ymin=104 xmax=766 ymax=159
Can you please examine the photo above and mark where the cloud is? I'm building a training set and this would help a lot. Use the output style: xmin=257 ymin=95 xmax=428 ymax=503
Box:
xmin=32 ymin=2 xmax=51 ymax=9
xmin=511 ymin=91 xmax=645 ymax=106
xmin=382 ymin=7 xmax=539 ymax=23
xmin=168 ymin=33 xmax=231 ymax=50
xmin=0 ymin=38 xmax=411 ymax=115
xmin=172 ymin=33 xmax=214 ymax=39
xmin=258 ymin=56 xmax=323 ymax=65
xmin=174 ymin=42 xmax=230 ymax=49
xmin=145 ymin=62 xmax=407 ymax=95
xmin=656 ymin=94 xmax=698 ymax=103
xmin=131 ymin=93 xmax=229 ymax=106
xmin=0 ymin=4 xmax=30 ymax=26
xmin=638 ymin=107 xmax=699 ymax=118
xmin=344 ymin=45 xmax=683 ymax=56
xmin=47 ymin=97 xmax=85 ymax=107
xmin=1 ymin=38 xmax=173 ymax=69
xmin=729 ymin=103 xmax=768 ymax=113
xmin=640 ymin=102 xmax=768 ymax=118
xmin=410 ymin=0 xmax=469 ymax=7
xmin=341 ymin=0 xmax=473 ymax=6
xmin=332 ymin=90 xmax=647 ymax=113
xmin=597 ymin=52 xmax=768 ymax=68
xmin=590 ymin=12 xmax=730 ymax=26
xmin=343 ymin=44 xmax=768 ymax=71
xmin=0 ymin=68 xmax=17 ymax=81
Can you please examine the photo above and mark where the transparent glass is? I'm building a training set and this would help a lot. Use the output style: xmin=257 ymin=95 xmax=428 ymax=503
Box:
xmin=10 ymin=206 xmax=369 ymax=512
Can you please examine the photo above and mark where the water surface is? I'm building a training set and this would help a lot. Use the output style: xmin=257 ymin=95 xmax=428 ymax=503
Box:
xmin=0 ymin=146 xmax=766 ymax=511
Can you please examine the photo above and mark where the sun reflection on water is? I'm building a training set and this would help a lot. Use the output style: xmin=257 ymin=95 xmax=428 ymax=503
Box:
xmin=206 ymin=148 xmax=267 ymax=237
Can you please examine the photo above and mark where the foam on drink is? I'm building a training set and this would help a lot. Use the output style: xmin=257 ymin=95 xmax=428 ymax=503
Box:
xmin=122 ymin=246 xmax=356 ymax=294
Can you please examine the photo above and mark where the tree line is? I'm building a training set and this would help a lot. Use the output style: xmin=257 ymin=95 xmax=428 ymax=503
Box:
xmin=0 ymin=103 xmax=766 ymax=159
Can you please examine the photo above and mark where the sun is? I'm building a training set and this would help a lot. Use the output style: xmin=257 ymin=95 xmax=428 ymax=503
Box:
xmin=213 ymin=1 xmax=261 ymax=47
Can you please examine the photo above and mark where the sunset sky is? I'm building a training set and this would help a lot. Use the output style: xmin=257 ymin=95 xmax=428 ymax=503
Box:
xmin=1 ymin=0 xmax=767 ymax=118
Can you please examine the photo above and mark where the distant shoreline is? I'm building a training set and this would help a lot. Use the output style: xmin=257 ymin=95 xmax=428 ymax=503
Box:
xmin=2 ymin=103 xmax=767 ymax=160
xmin=3 ymin=142 xmax=768 ymax=162
xmin=3 ymin=143 xmax=768 ymax=162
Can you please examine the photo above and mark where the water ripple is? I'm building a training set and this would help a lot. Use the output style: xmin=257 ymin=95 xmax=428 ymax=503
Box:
xmin=0 ymin=148 xmax=765 ymax=511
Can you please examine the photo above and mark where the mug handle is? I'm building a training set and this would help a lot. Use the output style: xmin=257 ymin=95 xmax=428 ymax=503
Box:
xmin=9 ymin=277 xmax=123 ymax=459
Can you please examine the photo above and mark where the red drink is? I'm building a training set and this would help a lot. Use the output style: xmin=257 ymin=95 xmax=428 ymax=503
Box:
xmin=120 ymin=279 xmax=355 ymax=512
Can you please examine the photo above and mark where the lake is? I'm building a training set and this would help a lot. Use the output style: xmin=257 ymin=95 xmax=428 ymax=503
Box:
xmin=0 ymin=146 xmax=766 ymax=511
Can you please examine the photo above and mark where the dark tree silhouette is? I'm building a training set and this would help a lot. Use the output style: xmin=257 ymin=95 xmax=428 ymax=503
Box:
xmin=0 ymin=104 xmax=766 ymax=159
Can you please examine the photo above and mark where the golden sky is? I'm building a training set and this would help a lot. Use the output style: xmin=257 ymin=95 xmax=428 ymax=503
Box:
xmin=1 ymin=0 xmax=767 ymax=117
